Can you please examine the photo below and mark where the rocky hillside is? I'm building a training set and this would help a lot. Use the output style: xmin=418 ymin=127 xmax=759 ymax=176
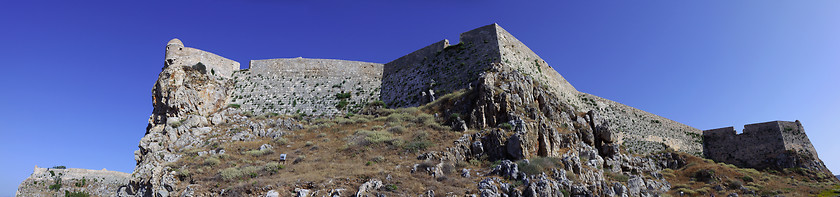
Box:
xmin=15 ymin=166 xmax=129 ymax=196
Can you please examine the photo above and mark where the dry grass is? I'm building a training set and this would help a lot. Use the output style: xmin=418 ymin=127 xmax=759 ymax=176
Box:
xmin=662 ymin=151 xmax=837 ymax=196
xmin=165 ymin=93 xmax=486 ymax=195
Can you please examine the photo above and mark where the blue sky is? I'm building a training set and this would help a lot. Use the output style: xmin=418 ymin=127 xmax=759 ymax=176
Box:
xmin=1 ymin=0 xmax=838 ymax=195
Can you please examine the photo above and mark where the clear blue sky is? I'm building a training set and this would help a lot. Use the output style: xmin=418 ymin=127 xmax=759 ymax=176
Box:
xmin=1 ymin=1 xmax=838 ymax=196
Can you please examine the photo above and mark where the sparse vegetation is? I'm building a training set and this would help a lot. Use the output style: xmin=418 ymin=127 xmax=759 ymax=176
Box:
xmin=517 ymin=157 xmax=563 ymax=175
xmin=499 ymin=123 xmax=513 ymax=130
xmin=220 ymin=167 xmax=243 ymax=181
xmin=64 ymin=191 xmax=90 ymax=197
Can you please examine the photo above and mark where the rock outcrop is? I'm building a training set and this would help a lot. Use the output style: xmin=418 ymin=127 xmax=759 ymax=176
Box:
xmin=129 ymin=39 xmax=239 ymax=197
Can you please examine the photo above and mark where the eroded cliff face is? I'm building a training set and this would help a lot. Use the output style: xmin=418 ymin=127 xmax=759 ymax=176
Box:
xmin=129 ymin=45 xmax=236 ymax=196
xmin=407 ymin=66 xmax=682 ymax=196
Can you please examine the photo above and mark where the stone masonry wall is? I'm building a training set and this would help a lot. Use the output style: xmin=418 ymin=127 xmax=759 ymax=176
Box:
xmin=702 ymin=120 xmax=821 ymax=169
xmin=230 ymin=58 xmax=382 ymax=116
xmin=703 ymin=121 xmax=788 ymax=168
xmin=581 ymin=93 xmax=704 ymax=155
xmin=165 ymin=38 xmax=240 ymax=79
xmin=778 ymin=120 xmax=820 ymax=159
xmin=382 ymin=24 xmax=502 ymax=107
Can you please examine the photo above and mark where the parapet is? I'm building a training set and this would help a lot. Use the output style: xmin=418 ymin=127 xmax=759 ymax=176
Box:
xmin=164 ymin=38 xmax=240 ymax=79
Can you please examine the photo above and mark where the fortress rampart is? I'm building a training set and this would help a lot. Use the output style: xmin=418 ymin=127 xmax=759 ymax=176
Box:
xmin=230 ymin=58 xmax=382 ymax=116
xmin=163 ymin=24 xmax=707 ymax=156
xmin=703 ymin=120 xmax=820 ymax=169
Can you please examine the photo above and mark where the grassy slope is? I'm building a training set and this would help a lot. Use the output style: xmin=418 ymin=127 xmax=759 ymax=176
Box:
xmin=661 ymin=152 xmax=837 ymax=196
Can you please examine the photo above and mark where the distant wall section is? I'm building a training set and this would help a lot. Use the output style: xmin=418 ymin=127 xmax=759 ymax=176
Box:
xmin=703 ymin=120 xmax=820 ymax=169
xmin=230 ymin=58 xmax=382 ymax=116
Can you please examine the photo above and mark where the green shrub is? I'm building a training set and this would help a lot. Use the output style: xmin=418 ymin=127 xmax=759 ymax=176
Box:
xmin=605 ymin=171 xmax=629 ymax=182
xmin=245 ymin=148 xmax=274 ymax=157
xmin=265 ymin=162 xmax=285 ymax=173
xmin=228 ymin=104 xmax=241 ymax=108
xmin=741 ymin=176 xmax=754 ymax=182
xmin=726 ymin=179 xmax=743 ymax=189
xmin=404 ymin=131 xmax=433 ymax=152
xmin=204 ymin=157 xmax=221 ymax=166
xmin=371 ymin=156 xmax=385 ymax=163
xmin=499 ymin=123 xmax=513 ymax=130
xmin=74 ymin=178 xmax=86 ymax=187
xmin=404 ymin=140 xmax=433 ymax=152
xmin=242 ymin=166 xmax=260 ymax=178
xmin=517 ymin=157 xmax=563 ymax=175
xmin=65 ymin=191 xmax=90 ymax=197
xmin=275 ymin=137 xmax=289 ymax=145
xmin=48 ymin=183 xmax=62 ymax=191
xmin=355 ymin=130 xmax=393 ymax=145
xmin=220 ymin=167 xmax=243 ymax=180
xmin=52 ymin=166 xmax=67 ymax=169
xmin=676 ymin=188 xmax=698 ymax=196
xmin=469 ymin=159 xmax=481 ymax=166
xmin=335 ymin=92 xmax=352 ymax=99
xmin=369 ymin=100 xmax=386 ymax=107
xmin=693 ymin=169 xmax=716 ymax=183
xmin=336 ymin=100 xmax=349 ymax=109
xmin=387 ymin=126 xmax=406 ymax=134
xmin=385 ymin=184 xmax=398 ymax=191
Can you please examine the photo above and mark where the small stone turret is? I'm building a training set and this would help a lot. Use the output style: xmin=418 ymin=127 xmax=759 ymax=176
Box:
xmin=164 ymin=38 xmax=240 ymax=79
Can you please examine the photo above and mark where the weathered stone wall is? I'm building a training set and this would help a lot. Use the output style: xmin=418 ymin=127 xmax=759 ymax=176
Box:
xmin=703 ymin=120 xmax=822 ymax=169
xmin=382 ymin=24 xmax=502 ymax=107
xmin=165 ymin=38 xmax=240 ymax=79
xmin=231 ymin=58 xmax=382 ymax=116
xmin=578 ymin=94 xmax=704 ymax=155
xmin=16 ymin=166 xmax=130 ymax=196
xmin=778 ymin=121 xmax=820 ymax=159
xmin=703 ymin=121 xmax=788 ymax=168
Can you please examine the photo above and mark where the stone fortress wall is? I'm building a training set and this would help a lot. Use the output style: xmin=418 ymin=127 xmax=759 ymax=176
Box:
xmin=580 ymin=94 xmax=705 ymax=155
xmin=382 ymin=24 xmax=502 ymax=107
xmin=16 ymin=166 xmax=130 ymax=196
xmin=703 ymin=120 xmax=820 ymax=169
xmin=230 ymin=58 xmax=382 ymax=116
xmin=164 ymin=39 xmax=240 ymax=79
xmin=167 ymin=24 xmax=705 ymax=156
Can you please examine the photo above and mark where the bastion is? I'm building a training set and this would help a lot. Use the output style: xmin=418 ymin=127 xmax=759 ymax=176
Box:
xmin=164 ymin=38 xmax=239 ymax=79
xmin=703 ymin=120 xmax=828 ymax=173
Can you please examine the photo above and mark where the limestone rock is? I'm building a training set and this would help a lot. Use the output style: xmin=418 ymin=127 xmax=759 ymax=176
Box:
xmin=356 ymin=179 xmax=382 ymax=197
